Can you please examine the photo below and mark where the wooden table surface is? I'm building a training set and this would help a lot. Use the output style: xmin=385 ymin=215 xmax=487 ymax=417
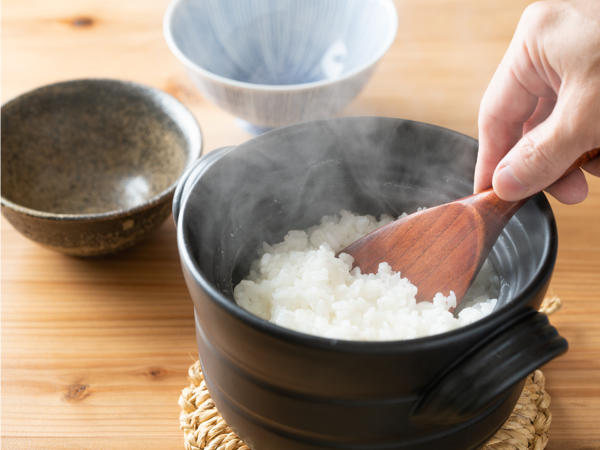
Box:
xmin=2 ymin=1 xmax=599 ymax=448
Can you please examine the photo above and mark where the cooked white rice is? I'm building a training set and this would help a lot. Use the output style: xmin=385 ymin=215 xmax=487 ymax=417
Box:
xmin=233 ymin=210 xmax=498 ymax=341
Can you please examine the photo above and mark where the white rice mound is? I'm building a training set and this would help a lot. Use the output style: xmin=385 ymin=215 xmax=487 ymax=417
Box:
xmin=233 ymin=210 xmax=498 ymax=341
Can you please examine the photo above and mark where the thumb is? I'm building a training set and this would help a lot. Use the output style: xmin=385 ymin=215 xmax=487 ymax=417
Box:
xmin=491 ymin=92 xmax=593 ymax=201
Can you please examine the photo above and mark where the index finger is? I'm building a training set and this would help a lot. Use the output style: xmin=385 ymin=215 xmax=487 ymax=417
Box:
xmin=475 ymin=20 xmax=556 ymax=192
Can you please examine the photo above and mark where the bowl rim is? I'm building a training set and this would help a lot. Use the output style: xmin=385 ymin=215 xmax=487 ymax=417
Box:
xmin=176 ymin=116 xmax=558 ymax=353
xmin=0 ymin=78 xmax=203 ymax=221
xmin=163 ymin=0 xmax=398 ymax=92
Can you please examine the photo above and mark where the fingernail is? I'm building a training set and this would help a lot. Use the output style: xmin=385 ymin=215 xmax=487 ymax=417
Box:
xmin=494 ymin=164 xmax=527 ymax=198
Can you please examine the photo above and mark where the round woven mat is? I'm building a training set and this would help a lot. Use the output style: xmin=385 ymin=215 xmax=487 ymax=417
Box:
xmin=179 ymin=296 xmax=562 ymax=450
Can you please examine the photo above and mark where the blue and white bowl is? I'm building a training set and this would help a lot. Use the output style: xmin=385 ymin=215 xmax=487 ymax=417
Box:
xmin=164 ymin=0 xmax=398 ymax=132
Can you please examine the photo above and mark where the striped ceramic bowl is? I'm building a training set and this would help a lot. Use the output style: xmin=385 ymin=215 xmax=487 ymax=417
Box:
xmin=164 ymin=0 xmax=397 ymax=133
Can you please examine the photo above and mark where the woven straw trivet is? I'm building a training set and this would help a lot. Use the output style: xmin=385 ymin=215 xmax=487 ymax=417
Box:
xmin=179 ymin=296 xmax=562 ymax=450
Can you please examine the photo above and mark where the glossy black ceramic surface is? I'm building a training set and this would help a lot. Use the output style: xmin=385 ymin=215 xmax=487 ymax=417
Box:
xmin=174 ymin=117 xmax=567 ymax=449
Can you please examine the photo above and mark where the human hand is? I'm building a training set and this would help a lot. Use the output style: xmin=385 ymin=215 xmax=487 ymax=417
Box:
xmin=475 ymin=0 xmax=600 ymax=204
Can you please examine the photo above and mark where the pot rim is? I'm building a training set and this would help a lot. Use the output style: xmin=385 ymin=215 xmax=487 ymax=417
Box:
xmin=176 ymin=116 xmax=558 ymax=353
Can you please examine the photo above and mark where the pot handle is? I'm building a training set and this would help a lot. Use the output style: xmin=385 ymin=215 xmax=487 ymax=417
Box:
xmin=411 ymin=308 xmax=567 ymax=426
xmin=172 ymin=146 xmax=236 ymax=225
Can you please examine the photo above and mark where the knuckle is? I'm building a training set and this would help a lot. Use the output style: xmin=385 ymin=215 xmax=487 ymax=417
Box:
xmin=522 ymin=1 xmax=559 ymax=30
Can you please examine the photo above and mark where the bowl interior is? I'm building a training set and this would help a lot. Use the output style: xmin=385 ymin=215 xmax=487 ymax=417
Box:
xmin=180 ymin=118 xmax=555 ymax=323
xmin=1 ymin=80 xmax=198 ymax=215
xmin=167 ymin=0 xmax=397 ymax=85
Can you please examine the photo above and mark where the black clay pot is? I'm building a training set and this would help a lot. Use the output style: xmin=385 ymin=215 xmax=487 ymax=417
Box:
xmin=173 ymin=117 xmax=567 ymax=450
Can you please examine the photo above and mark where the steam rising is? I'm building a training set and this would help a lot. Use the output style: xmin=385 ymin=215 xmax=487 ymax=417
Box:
xmin=183 ymin=118 xmax=480 ymax=297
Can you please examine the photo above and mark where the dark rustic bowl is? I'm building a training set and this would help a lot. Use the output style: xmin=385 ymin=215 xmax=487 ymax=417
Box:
xmin=1 ymin=79 xmax=202 ymax=256
xmin=173 ymin=117 xmax=567 ymax=449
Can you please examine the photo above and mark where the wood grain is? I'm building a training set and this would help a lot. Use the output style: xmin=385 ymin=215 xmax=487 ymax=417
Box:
xmin=2 ymin=0 xmax=599 ymax=449
xmin=343 ymin=188 xmax=527 ymax=302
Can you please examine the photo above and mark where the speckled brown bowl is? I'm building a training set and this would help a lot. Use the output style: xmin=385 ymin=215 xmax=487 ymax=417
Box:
xmin=1 ymin=79 xmax=202 ymax=256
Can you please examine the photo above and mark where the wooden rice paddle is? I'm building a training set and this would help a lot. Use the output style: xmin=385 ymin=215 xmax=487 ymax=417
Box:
xmin=342 ymin=148 xmax=600 ymax=304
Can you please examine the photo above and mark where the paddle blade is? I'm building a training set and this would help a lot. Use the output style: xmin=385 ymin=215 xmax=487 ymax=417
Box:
xmin=342 ymin=203 xmax=487 ymax=302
